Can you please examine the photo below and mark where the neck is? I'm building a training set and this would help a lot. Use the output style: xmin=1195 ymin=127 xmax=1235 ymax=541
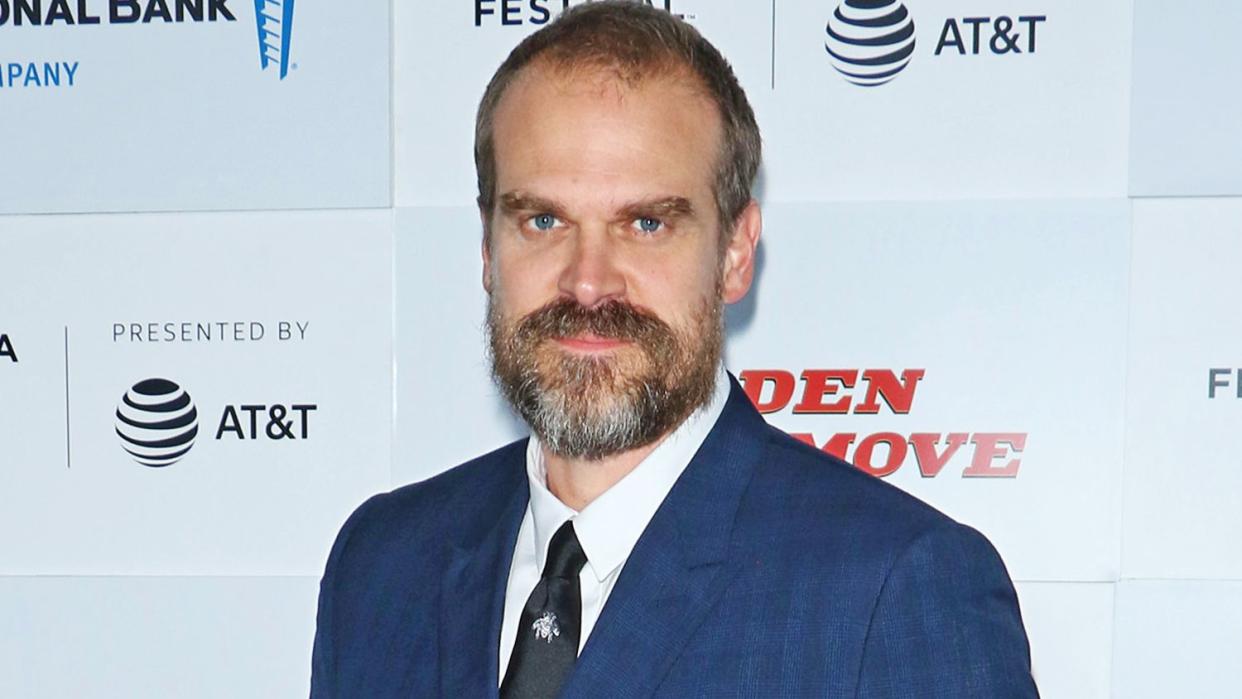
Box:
xmin=539 ymin=366 xmax=727 ymax=510
xmin=542 ymin=437 xmax=668 ymax=511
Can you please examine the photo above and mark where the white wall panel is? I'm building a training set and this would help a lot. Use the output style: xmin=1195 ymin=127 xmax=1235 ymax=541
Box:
xmin=1016 ymin=582 xmax=1114 ymax=699
xmin=0 ymin=210 xmax=393 ymax=576
xmin=0 ymin=2 xmax=390 ymax=214
xmin=1130 ymin=1 xmax=1242 ymax=196
xmin=0 ymin=576 xmax=318 ymax=699
xmin=1123 ymin=198 xmax=1242 ymax=579
xmin=393 ymin=206 xmax=520 ymax=485
xmin=1112 ymin=580 xmax=1242 ymax=698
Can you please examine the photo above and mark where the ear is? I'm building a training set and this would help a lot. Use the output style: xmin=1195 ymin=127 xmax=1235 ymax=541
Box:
xmin=720 ymin=199 xmax=761 ymax=305
xmin=480 ymin=207 xmax=493 ymax=294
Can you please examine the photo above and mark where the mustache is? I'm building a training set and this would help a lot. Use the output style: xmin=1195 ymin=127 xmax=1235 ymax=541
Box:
xmin=515 ymin=297 xmax=673 ymax=344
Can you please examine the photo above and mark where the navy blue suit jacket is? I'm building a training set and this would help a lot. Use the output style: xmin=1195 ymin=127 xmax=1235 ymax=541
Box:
xmin=311 ymin=378 xmax=1038 ymax=697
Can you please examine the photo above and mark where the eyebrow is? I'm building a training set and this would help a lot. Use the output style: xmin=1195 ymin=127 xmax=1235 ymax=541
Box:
xmin=618 ymin=196 xmax=695 ymax=221
xmin=500 ymin=192 xmax=559 ymax=213
xmin=498 ymin=191 xmax=696 ymax=221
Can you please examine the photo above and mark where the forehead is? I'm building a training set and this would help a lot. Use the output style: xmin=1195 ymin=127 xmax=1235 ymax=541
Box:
xmin=490 ymin=62 xmax=722 ymax=201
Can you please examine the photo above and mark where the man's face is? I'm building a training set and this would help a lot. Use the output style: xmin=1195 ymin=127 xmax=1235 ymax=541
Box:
xmin=483 ymin=63 xmax=757 ymax=459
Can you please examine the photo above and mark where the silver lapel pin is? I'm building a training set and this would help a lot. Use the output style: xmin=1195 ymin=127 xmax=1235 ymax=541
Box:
xmin=532 ymin=610 xmax=560 ymax=643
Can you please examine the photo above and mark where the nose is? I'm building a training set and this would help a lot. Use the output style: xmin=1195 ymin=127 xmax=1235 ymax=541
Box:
xmin=557 ymin=227 xmax=626 ymax=308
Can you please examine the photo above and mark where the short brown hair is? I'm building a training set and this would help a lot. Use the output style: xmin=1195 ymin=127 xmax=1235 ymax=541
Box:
xmin=474 ymin=1 xmax=761 ymax=241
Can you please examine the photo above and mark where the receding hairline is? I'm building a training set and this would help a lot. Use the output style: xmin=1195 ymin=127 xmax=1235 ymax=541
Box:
xmin=494 ymin=53 xmax=720 ymax=119
xmin=531 ymin=36 xmax=700 ymax=83
xmin=485 ymin=57 xmax=727 ymax=205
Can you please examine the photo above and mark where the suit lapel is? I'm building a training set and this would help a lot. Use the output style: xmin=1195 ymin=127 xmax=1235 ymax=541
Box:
xmin=562 ymin=379 xmax=768 ymax=698
xmin=438 ymin=450 xmax=529 ymax=699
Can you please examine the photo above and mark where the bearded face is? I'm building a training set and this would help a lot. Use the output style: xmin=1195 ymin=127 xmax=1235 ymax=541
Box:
xmin=481 ymin=67 xmax=754 ymax=458
xmin=488 ymin=293 xmax=722 ymax=460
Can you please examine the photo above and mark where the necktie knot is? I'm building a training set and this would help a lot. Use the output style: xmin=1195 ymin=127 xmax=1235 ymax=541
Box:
xmin=544 ymin=520 xmax=587 ymax=580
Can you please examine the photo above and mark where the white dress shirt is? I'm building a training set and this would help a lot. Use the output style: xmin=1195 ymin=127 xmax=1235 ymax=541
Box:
xmin=498 ymin=365 xmax=730 ymax=684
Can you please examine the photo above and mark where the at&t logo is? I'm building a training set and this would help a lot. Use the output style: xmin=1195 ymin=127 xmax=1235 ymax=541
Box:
xmin=825 ymin=1 xmax=1048 ymax=87
xmin=216 ymin=403 xmax=317 ymax=439
xmin=825 ymin=0 xmax=916 ymax=87
xmin=114 ymin=376 xmax=319 ymax=468
xmin=115 ymin=378 xmax=200 ymax=467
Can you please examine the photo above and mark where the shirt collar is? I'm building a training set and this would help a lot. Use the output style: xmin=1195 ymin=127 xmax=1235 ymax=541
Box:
xmin=525 ymin=364 xmax=730 ymax=583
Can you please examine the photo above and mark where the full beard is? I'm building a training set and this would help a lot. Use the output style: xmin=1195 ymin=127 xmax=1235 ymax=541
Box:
xmin=488 ymin=294 xmax=722 ymax=461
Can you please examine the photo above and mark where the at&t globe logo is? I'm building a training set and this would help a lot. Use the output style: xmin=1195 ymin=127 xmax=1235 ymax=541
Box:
xmin=825 ymin=0 xmax=916 ymax=87
xmin=115 ymin=378 xmax=199 ymax=467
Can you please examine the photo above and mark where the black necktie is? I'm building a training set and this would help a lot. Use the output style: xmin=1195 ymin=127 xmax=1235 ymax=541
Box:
xmin=500 ymin=520 xmax=588 ymax=699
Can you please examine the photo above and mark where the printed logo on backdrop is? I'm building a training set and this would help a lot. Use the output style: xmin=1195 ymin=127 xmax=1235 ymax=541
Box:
xmin=475 ymin=0 xmax=693 ymax=27
xmin=824 ymin=1 xmax=1047 ymax=87
xmin=109 ymin=319 xmax=315 ymax=468
xmin=824 ymin=0 xmax=916 ymax=87
xmin=113 ymin=377 xmax=318 ymax=467
xmin=0 ymin=332 xmax=16 ymax=363
xmin=115 ymin=378 xmax=200 ymax=467
xmin=1209 ymin=368 xmax=1242 ymax=399
xmin=0 ymin=0 xmax=298 ymax=89
xmin=254 ymin=0 xmax=295 ymax=79
xmin=740 ymin=368 xmax=1027 ymax=478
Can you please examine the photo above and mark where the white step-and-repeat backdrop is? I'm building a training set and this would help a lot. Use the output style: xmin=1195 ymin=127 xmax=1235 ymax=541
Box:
xmin=2 ymin=0 xmax=1240 ymax=696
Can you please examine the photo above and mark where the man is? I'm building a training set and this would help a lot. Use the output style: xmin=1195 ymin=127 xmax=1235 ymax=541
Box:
xmin=311 ymin=3 xmax=1038 ymax=697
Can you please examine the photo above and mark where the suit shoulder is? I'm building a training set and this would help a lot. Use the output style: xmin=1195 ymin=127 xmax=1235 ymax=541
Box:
xmin=334 ymin=439 xmax=527 ymax=554
xmin=383 ymin=439 xmax=527 ymax=513
xmin=732 ymin=426 xmax=1020 ymax=611
xmin=752 ymin=424 xmax=962 ymax=542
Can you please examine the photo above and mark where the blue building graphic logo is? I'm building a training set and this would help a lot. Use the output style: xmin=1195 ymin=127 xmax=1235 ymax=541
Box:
xmin=254 ymin=0 xmax=296 ymax=79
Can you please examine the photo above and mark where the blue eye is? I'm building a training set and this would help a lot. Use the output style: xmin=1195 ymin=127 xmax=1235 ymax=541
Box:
xmin=531 ymin=214 xmax=557 ymax=231
xmin=636 ymin=217 xmax=663 ymax=234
